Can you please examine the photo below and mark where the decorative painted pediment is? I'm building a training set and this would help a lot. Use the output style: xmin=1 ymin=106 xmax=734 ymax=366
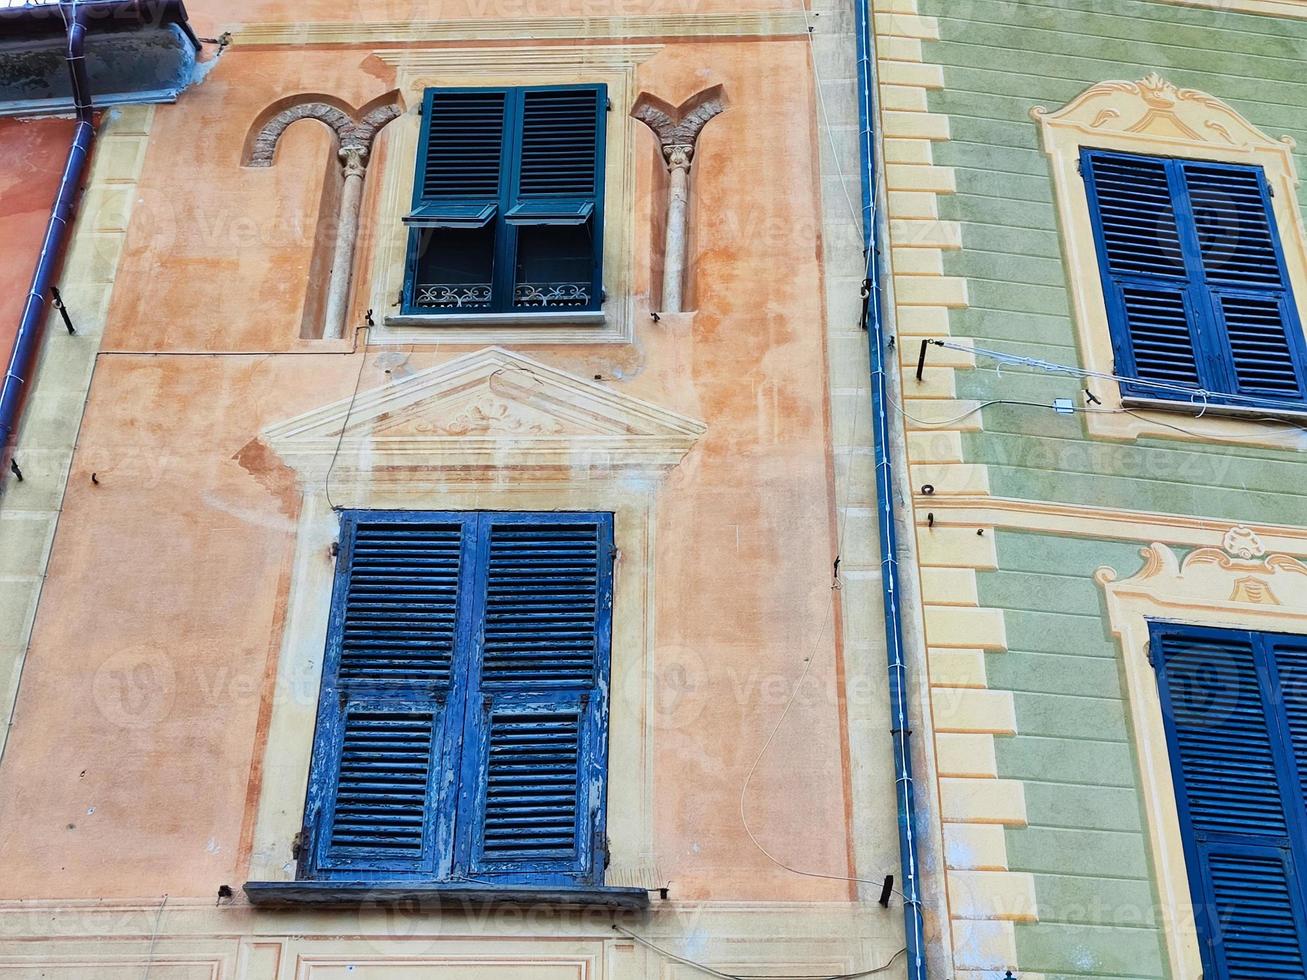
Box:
xmin=1032 ymin=73 xmax=1297 ymax=166
xmin=260 ymin=346 xmax=707 ymax=488
xmin=1096 ymin=525 xmax=1307 ymax=614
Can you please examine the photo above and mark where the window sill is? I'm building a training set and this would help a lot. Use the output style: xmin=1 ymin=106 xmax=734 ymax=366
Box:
xmin=242 ymin=879 xmax=651 ymax=911
xmin=1121 ymin=396 xmax=1307 ymax=424
xmin=385 ymin=311 xmax=607 ymax=328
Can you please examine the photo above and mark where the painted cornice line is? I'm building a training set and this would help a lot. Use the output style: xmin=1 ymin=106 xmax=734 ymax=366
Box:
xmin=229 ymin=11 xmax=809 ymax=46
xmin=916 ymin=494 xmax=1307 ymax=554
xmin=1154 ymin=0 xmax=1307 ymax=19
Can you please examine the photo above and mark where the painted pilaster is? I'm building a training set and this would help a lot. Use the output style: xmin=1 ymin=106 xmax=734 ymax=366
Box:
xmin=0 ymin=107 xmax=155 ymax=762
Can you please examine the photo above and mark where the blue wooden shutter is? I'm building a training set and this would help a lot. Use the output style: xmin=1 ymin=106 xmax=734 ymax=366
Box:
xmin=457 ymin=513 xmax=614 ymax=883
xmin=1152 ymin=625 xmax=1307 ymax=978
xmin=1083 ymin=151 xmax=1206 ymax=392
xmin=1180 ymin=162 xmax=1307 ymax=402
xmin=302 ymin=514 xmax=474 ymax=878
xmin=1084 ymin=150 xmax=1307 ymax=406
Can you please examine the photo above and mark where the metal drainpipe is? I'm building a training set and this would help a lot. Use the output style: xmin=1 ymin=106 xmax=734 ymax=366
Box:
xmin=853 ymin=0 xmax=928 ymax=976
xmin=0 ymin=0 xmax=96 ymax=486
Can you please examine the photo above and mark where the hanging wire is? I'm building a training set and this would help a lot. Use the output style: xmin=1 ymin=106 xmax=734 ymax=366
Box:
xmin=932 ymin=338 xmax=1307 ymax=416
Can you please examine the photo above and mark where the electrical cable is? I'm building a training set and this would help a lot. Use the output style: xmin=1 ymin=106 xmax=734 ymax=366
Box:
xmin=933 ymin=337 xmax=1307 ymax=416
xmin=323 ymin=323 xmax=373 ymax=511
xmin=140 ymin=893 xmax=168 ymax=980
xmin=613 ymin=925 xmax=906 ymax=980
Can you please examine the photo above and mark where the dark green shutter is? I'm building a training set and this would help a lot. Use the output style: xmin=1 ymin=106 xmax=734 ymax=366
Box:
xmin=1152 ymin=625 xmax=1307 ymax=978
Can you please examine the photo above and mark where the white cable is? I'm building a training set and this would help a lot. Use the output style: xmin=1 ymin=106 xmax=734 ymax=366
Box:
xmin=933 ymin=338 xmax=1307 ymax=413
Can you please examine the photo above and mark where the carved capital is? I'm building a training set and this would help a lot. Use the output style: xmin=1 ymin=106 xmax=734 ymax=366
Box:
xmin=664 ymin=143 xmax=693 ymax=172
xmin=339 ymin=145 xmax=368 ymax=178
xmin=632 ymin=85 xmax=727 ymax=171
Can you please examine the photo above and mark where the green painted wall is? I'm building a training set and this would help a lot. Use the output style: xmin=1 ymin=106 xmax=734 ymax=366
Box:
xmin=914 ymin=1 xmax=1307 ymax=976
xmin=984 ymin=531 xmax=1166 ymax=979
xmin=922 ymin=0 xmax=1307 ymax=525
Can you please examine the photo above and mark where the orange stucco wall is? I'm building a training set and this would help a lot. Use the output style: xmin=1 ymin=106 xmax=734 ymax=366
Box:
xmin=0 ymin=117 xmax=75 ymax=366
xmin=0 ymin=16 xmax=862 ymax=911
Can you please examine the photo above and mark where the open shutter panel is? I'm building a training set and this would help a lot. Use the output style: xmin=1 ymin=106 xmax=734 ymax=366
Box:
xmin=1182 ymin=163 xmax=1307 ymax=401
xmin=311 ymin=519 xmax=468 ymax=876
xmin=1085 ymin=152 xmax=1204 ymax=390
xmin=467 ymin=517 xmax=613 ymax=880
xmin=420 ymin=90 xmax=507 ymax=199
xmin=1154 ymin=628 xmax=1307 ymax=979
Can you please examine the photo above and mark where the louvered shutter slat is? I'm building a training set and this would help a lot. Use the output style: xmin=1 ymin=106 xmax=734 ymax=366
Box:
xmin=1207 ymin=848 xmax=1307 ymax=979
xmin=466 ymin=516 xmax=613 ymax=878
xmin=1088 ymin=155 xmax=1185 ymax=278
xmin=1118 ymin=285 xmax=1202 ymax=387
xmin=1154 ymin=626 xmax=1307 ymax=979
xmin=1185 ymin=165 xmax=1281 ymax=287
xmin=518 ymin=89 xmax=601 ymax=198
xmin=307 ymin=517 xmax=469 ymax=877
xmin=421 ymin=92 xmax=507 ymax=199
xmin=327 ymin=707 xmax=438 ymax=856
xmin=1159 ymin=632 xmax=1287 ymax=838
xmin=480 ymin=704 xmax=585 ymax=860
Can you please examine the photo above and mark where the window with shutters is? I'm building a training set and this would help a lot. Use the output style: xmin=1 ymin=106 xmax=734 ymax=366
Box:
xmin=298 ymin=510 xmax=615 ymax=886
xmin=1083 ymin=150 xmax=1307 ymax=409
xmin=402 ymin=85 xmax=606 ymax=316
xmin=1151 ymin=623 xmax=1307 ymax=979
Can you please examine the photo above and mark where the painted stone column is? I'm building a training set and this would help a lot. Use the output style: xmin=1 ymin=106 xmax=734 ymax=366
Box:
xmin=632 ymin=86 xmax=726 ymax=314
xmin=661 ymin=143 xmax=693 ymax=314
xmin=322 ymin=144 xmax=368 ymax=340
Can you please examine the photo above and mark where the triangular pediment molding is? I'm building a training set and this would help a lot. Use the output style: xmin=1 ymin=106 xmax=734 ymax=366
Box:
xmin=261 ymin=347 xmax=707 ymax=487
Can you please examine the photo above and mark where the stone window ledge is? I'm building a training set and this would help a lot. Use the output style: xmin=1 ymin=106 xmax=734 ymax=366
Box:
xmin=384 ymin=311 xmax=607 ymax=328
xmin=244 ymin=880 xmax=651 ymax=911
xmin=1121 ymin=396 xmax=1307 ymax=425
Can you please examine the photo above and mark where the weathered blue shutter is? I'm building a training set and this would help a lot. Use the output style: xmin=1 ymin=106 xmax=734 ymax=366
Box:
xmin=1084 ymin=150 xmax=1307 ymax=406
xmin=1180 ymin=162 xmax=1307 ymax=402
xmin=1152 ymin=624 xmax=1307 ymax=978
xmin=302 ymin=515 xmax=473 ymax=878
xmin=457 ymin=514 xmax=614 ymax=883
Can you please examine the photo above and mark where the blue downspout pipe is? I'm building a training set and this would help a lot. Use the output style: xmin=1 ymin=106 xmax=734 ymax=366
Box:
xmin=0 ymin=1 xmax=96 ymax=485
xmin=853 ymin=0 xmax=928 ymax=976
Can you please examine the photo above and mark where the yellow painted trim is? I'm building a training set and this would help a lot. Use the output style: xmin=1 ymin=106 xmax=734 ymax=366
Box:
xmin=944 ymin=824 xmax=1009 ymax=871
xmin=1153 ymin=0 xmax=1307 ymax=17
xmin=916 ymin=493 xmax=1307 ymax=555
xmin=947 ymin=870 xmax=1039 ymax=921
xmin=932 ymin=688 xmax=1016 ymax=733
xmin=929 ymin=648 xmax=989 ymax=688
xmin=940 ymin=778 xmax=1028 ymax=825
xmin=1034 ymin=73 xmax=1307 ymax=447
xmin=936 ymin=733 xmax=998 ymax=777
